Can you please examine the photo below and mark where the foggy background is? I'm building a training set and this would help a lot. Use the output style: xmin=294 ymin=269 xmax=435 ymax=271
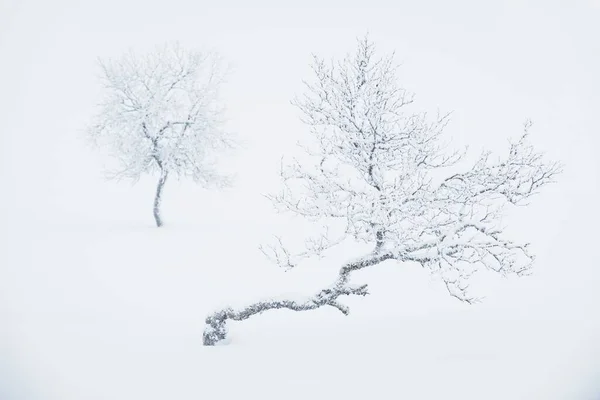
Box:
xmin=1 ymin=0 xmax=599 ymax=398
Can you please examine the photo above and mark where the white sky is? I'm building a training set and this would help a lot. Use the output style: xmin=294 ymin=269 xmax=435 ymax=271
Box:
xmin=2 ymin=0 xmax=599 ymax=207
xmin=1 ymin=0 xmax=599 ymax=397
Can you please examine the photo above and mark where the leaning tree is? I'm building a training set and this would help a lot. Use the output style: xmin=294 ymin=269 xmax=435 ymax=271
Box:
xmin=203 ymin=37 xmax=561 ymax=345
xmin=88 ymin=44 xmax=233 ymax=227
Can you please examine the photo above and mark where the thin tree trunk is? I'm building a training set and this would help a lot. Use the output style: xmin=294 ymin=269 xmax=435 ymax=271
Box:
xmin=153 ymin=170 xmax=168 ymax=227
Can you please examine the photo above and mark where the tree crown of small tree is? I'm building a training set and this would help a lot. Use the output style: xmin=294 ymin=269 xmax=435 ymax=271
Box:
xmin=88 ymin=43 xmax=232 ymax=226
xmin=203 ymin=37 xmax=562 ymax=345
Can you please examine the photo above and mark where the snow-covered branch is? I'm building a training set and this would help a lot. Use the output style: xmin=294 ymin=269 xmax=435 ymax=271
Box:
xmin=203 ymin=36 xmax=561 ymax=344
xmin=266 ymin=37 xmax=561 ymax=300
xmin=259 ymin=226 xmax=346 ymax=269
xmin=204 ymin=250 xmax=393 ymax=345
xmin=88 ymin=43 xmax=234 ymax=226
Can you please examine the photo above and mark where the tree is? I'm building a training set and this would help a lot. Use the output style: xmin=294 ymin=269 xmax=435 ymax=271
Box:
xmin=88 ymin=44 xmax=232 ymax=227
xmin=202 ymin=37 xmax=562 ymax=346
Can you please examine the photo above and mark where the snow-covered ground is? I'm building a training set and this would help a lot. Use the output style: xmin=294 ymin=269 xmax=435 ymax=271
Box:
xmin=1 ymin=196 xmax=599 ymax=399
xmin=2 ymin=1 xmax=600 ymax=399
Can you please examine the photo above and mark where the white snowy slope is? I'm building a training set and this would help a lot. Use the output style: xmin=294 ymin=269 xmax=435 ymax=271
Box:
xmin=1 ymin=1 xmax=600 ymax=399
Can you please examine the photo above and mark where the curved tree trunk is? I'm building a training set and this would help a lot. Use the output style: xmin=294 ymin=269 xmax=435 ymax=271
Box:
xmin=203 ymin=250 xmax=394 ymax=345
xmin=153 ymin=170 xmax=168 ymax=227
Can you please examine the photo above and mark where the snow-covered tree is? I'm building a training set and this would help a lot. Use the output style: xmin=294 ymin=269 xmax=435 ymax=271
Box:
xmin=88 ymin=44 xmax=233 ymax=227
xmin=202 ymin=37 xmax=562 ymax=345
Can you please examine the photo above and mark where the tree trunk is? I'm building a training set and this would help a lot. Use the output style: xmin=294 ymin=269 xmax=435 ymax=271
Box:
xmin=153 ymin=170 xmax=168 ymax=227
xmin=203 ymin=251 xmax=394 ymax=345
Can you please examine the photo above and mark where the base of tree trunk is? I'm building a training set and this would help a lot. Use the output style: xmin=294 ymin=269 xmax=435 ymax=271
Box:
xmin=153 ymin=171 xmax=168 ymax=227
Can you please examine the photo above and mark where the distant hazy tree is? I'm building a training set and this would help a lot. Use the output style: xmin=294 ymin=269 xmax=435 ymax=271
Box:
xmin=88 ymin=44 xmax=233 ymax=227
xmin=202 ymin=37 xmax=562 ymax=345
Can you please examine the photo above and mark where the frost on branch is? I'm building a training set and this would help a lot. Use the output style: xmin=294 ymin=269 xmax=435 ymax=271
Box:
xmin=258 ymin=226 xmax=345 ymax=270
xmin=204 ymin=252 xmax=389 ymax=346
xmin=87 ymin=43 xmax=233 ymax=227
xmin=203 ymin=37 xmax=561 ymax=345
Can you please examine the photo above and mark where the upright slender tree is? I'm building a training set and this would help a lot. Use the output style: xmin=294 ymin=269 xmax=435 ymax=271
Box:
xmin=203 ymin=37 xmax=562 ymax=345
xmin=88 ymin=44 xmax=232 ymax=227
